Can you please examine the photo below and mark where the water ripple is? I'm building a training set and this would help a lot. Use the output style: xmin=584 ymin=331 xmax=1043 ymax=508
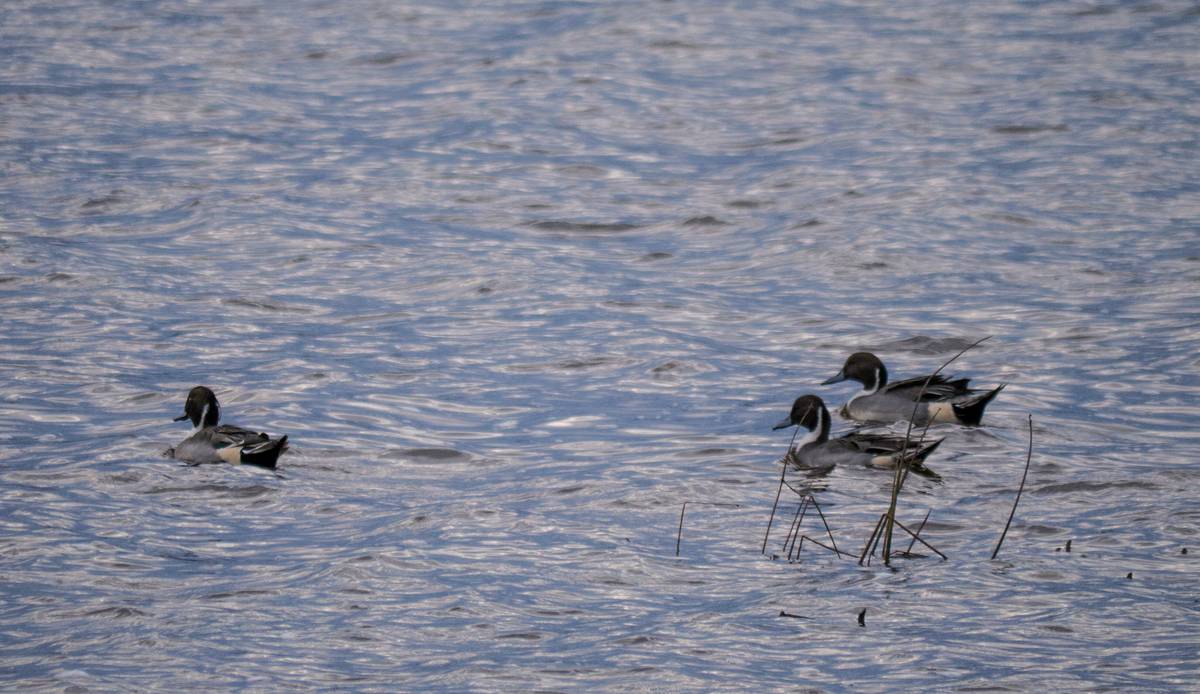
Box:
xmin=1 ymin=0 xmax=1198 ymax=690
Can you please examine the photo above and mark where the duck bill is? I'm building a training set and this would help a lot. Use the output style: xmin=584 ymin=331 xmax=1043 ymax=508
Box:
xmin=173 ymin=413 xmax=190 ymax=422
xmin=772 ymin=417 xmax=794 ymax=431
xmin=821 ymin=371 xmax=847 ymax=385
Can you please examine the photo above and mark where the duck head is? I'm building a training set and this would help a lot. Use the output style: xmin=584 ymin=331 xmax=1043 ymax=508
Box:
xmin=772 ymin=394 xmax=831 ymax=443
xmin=174 ymin=386 xmax=220 ymax=428
xmin=822 ymin=352 xmax=887 ymax=392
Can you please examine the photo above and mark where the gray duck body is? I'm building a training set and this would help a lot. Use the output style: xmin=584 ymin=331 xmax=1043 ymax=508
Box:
xmin=169 ymin=386 xmax=288 ymax=469
xmin=773 ymin=395 xmax=942 ymax=474
xmin=824 ymin=352 xmax=1005 ymax=426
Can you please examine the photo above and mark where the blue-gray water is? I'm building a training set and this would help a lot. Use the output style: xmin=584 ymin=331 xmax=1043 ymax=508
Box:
xmin=3 ymin=0 xmax=1199 ymax=690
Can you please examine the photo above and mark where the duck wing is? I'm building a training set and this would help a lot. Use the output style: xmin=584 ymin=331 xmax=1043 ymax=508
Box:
xmin=210 ymin=424 xmax=271 ymax=449
xmin=841 ymin=432 xmax=908 ymax=454
xmin=840 ymin=432 xmax=943 ymax=478
xmin=883 ymin=374 xmax=972 ymax=401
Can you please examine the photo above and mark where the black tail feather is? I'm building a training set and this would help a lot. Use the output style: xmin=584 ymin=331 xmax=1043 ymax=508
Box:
xmin=240 ymin=435 xmax=288 ymax=469
xmin=952 ymin=384 xmax=1006 ymax=426
xmin=905 ymin=437 xmax=944 ymax=465
xmin=902 ymin=437 xmax=944 ymax=479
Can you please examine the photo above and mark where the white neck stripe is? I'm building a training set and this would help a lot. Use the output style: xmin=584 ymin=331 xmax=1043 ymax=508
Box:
xmin=793 ymin=407 xmax=824 ymax=451
xmin=868 ymin=367 xmax=882 ymax=394
xmin=850 ymin=367 xmax=882 ymax=405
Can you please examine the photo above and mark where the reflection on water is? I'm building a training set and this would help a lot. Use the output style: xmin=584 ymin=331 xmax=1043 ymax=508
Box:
xmin=2 ymin=0 xmax=1199 ymax=689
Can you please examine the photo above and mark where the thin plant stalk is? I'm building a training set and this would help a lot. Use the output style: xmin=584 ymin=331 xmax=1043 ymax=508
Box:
xmin=991 ymin=413 xmax=1034 ymax=560
xmin=761 ymin=424 xmax=802 ymax=554
xmin=902 ymin=508 xmax=933 ymax=555
xmin=890 ymin=517 xmax=947 ymax=560
xmin=676 ymin=502 xmax=743 ymax=557
xmin=866 ymin=518 xmax=887 ymax=566
xmin=808 ymin=495 xmax=840 ymax=556
xmin=676 ymin=502 xmax=689 ymax=557
xmin=859 ymin=513 xmax=887 ymax=565
xmin=882 ymin=336 xmax=992 ymax=565
xmin=796 ymin=535 xmax=855 ymax=559
xmin=783 ymin=496 xmax=811 ymax=558
xmin=859 ymin=513 xmax=885 ymax=565
xmin=761 ymin=472 xmax=786 ymax=555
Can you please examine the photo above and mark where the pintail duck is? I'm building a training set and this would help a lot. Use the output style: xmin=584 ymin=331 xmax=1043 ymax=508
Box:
xmin=169 ymin=386 xmax=288 ymax=469
xmin=772 ymin=394 xmax=942 ymax=474
xmin=822 ymin=352 xmax=1005 ymax=426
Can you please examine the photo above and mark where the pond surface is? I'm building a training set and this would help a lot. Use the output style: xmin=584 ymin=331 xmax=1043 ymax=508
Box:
xmin=2 ymin=0 xmax=1198 ymax=689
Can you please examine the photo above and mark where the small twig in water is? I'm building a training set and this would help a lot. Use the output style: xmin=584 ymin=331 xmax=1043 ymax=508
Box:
xmin=902 ymin=508 xmax=933 ymax=556
xmin=796 ymin=535 xmax=855 ymax=559
xmin=889 ymin=517 xmax=947 ymax=560
xmin=676 ymin=501 xmax=743 ymax=557
xmin=991 ymin=413 xmax=1034 ymax=560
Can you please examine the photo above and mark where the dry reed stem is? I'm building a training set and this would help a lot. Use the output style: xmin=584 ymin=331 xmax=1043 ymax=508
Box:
xmin=761 ymin=468 xmax=787 ymax=554
xmin=889 ymin=517 xmax=947 ymax=560
xmin=676 ymin=502 xmax=689 ymax=556
xmin=903 ymin=508 xmax=933 ymax=555
xmin=882 ymin=336 xmax=992 ymax=564
xmin=676 ymin=501 xmax=743 ymax=557
xmin=991 ymin=413 xmax=1034 ymax=560
xmin=808 ymin=495 xmax=841 ymax=556
xmin=796 ymin=535 xmax=855 ymax=559
xmin=783 ymin=496 xmax=811 ymax=558
xmin=779 ymin=494 xmax=842 ymax=561
xmin=859 ymin=513 xmax=887 ymax=565
xmin=761 ymin=425 xmax=803 ymax=554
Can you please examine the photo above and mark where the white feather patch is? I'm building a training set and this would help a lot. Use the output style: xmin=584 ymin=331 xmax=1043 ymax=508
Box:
xmin=928 ymin=402 xmax=957 ymax=424
xmin=869 ymin=454 xmax=897 ymax=468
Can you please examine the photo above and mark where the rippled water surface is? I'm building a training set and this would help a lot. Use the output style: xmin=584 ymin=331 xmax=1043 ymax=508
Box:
xmin=3 ymin=0 xmax=1199 ymax=690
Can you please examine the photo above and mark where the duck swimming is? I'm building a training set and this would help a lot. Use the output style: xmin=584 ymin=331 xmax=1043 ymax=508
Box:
xmin=773 ymin=394 xmax=942 ymax=474
xmin=822 ymin=352 xmax=1005 ymax=426
xmin=169 ymin=386 xmax=288 ymax=469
